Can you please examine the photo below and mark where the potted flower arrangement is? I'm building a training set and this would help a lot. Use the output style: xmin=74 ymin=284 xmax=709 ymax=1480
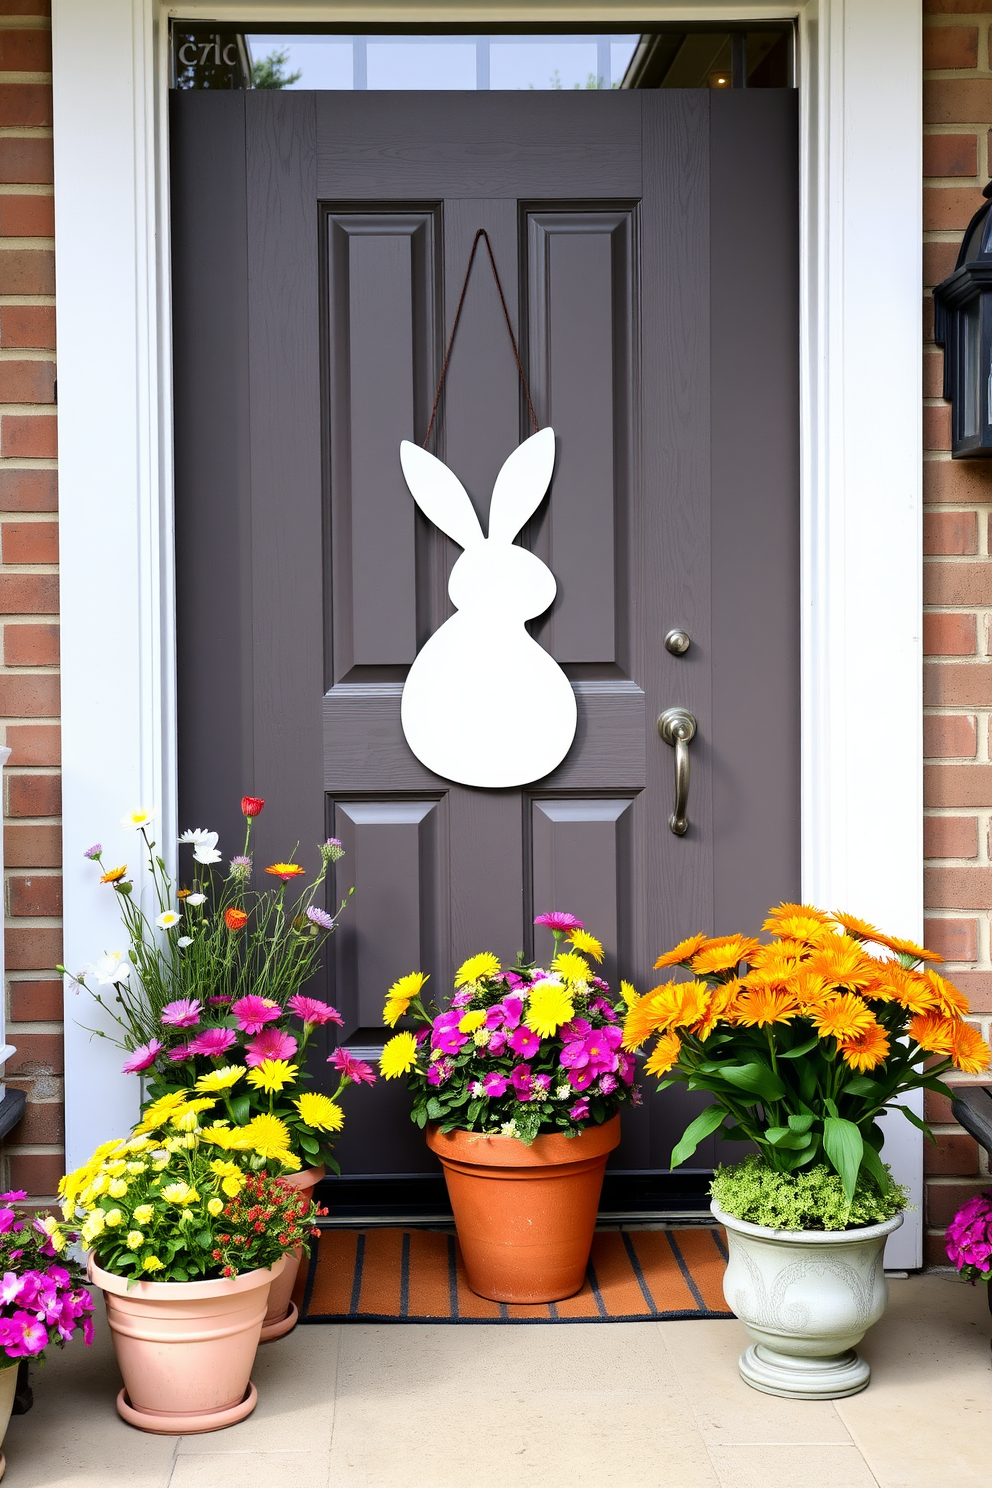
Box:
xmin=378 ymin=912 xmax=638 ymax=1303
xmin=55 ymin=1090 xmax=319 ymax=1433
xmin=0 ymin=1192 xmax=94 ymax=1477
xmin=61 ymin=797 xmax=376 ymax=1340
xmin=624 ymin=903 xmax=990 ymax=1400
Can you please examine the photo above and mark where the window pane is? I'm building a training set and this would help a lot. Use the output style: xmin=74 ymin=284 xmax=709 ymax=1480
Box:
xmin=367 ymin=41 xmax=476 ymax=90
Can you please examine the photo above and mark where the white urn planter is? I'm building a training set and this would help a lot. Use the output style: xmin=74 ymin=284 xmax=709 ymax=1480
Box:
xmin=712 ymin=1201 xmax=903 ymax=1399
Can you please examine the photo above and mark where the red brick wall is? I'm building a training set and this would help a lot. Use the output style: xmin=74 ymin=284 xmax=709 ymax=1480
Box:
xmin=0 ymin=1 xmax=61 ymax=1202
xmin=923 ymin=0 xmax=992 ymax=1267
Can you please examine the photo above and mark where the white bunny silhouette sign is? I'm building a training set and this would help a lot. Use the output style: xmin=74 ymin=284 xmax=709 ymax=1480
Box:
xmin=399 ymin=427 xmax=577 ymax=788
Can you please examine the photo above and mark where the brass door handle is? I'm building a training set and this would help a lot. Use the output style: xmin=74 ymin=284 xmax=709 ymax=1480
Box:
xmin=658 ymin=708 xmax=697 ymax=836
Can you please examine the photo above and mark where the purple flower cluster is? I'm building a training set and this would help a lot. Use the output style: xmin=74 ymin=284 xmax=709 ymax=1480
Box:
xmin=0 ymin=1193 xmax=94 ymax=1362
xmin=945 ymin=1188 xmax=992 ymax=1280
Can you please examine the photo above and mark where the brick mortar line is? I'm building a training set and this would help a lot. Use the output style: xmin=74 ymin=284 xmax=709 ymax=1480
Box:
xmin=0 ymin=187 xmax=53 ymax=198
xmin=0 ymin=129 xmax=51 ymax=141
xmin=0 ymin=352 xmax=57 ymax=362
xmin=0 ymin=299 xmax=54 ymax=308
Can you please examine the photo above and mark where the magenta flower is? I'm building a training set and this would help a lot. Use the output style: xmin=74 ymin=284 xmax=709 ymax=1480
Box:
xmin=509 ymin=1026 xmax=539 ymax=1059
xmin=0 ymin=1191 xmax=26 ymax=1204
xmin=160 ymin=997 xmax=201 ymax=1029
xmin=561 ymin=1017 xmax=592 ymax=1042
xmin=510 ymin=1063 xmax=534 ymax=1099
xmin=168 ymin=1045 xmax=191 ymax=1062
xmin=122 ymin=1039 xmax=162 ymax=1074
xmin=532 ymin=1073 xmax=551 ymax=1096
xmin=501 ymin=995 xmax=523 ymax=1029
xmin=207 ymin=995 xmax=232 ymax=1007
xmin=945 ymin=1189 xmax=992 ymax=1275
xmin=0 ymin=1213 xmax=16 ymax=1237
xmin=534 ymin=912 xmax=584 ymax=932
xmin=231 ymin=995 xmax=280 ymax=1034
xmin=569 ymin=1098 xmax=590 ymax=1120
xmin=431 ymin=1010 xmax=468 ymax=1055
xmin=426 ymin=1057 xmax=453 ymax=1087
xmin=187 ymin=1027 xmax=237 ymax=1058
xmin=451 ymin=989 xmax=474 ymax=1009
xmin=288 ymin=994 xmax=343 ymax=1027
xmin=589 ymin=996 xmax=617 ymax=1021
xmin=560 ymin=1028 xmax=620 ymax=1080
xmin=618 ymin=1052 xmax=636 ymax=1086
xmin=599 ymin=1072 xmax=618 ymax=1095
xmin=328 ymin=1047 xmax=377 ymax=1085
xmin=501 ymin=970 xmax=528 ymax=991
xmin=245 ymin=1027 xmax=298 ymax=1066
xmin=488 ymin=1030 xmax=508 ymax=1056
xmin=481 ymin=1071 xmax=509 ymax=1097
xmin=568 ymin=1066 xmax=595 ymax=1091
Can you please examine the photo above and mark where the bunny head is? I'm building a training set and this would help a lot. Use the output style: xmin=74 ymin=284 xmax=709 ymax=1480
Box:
xmin=399 ymin=428 xmax=557 ymax=621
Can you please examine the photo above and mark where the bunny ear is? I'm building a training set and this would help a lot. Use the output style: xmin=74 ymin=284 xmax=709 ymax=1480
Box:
xmin=400 ymin=441 xmax=484 ymax=552
xmin=486 ymin=427 xmax=557 ymax=543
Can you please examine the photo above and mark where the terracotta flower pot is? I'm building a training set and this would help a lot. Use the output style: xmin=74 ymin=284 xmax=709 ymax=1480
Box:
xmin=259 ymin=1163 xmax=325 ymax=1342
xmin=0 ymin=1360 xmax=17 ymax=1479
xmin=89 ymin=1253 xmax=285 ymax=1434
xmin=426 ymin=1115 xmax=621 ymax=1303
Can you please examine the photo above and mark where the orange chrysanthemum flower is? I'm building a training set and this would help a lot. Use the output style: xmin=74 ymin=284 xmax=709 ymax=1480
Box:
xmin=644 ymin=1031 xmax=682 ymax=1077
xmin=265 ymin=863 xmax=306 ymax=882
xmin=692 ymin=979 xmax=743 ymax=1039
xmin=621 ymin=991 xmax=666 ymax=1050
xmin=787 ymin=970 xmax=832 ymax=1008
xmin=224 ymin=907 xmax=248 ymax=931
xmin=908 ymin=1011 xmax=956 ymax=1056
xmin=922 ymin=969 xmax=970 ymax=1018
xmin=951 ymin=1021 xmax=991 ymax=1075
xmin=865 ymin=965 xmax=935 ymax=1015
xmin=621 ymin=980 xmax=712 ymax=1048
xmin=812 ymin=993 xmax=875 ymax=1043
xmin=762 ymin=903 xmax=831 ymax=938
xmin=840 ymin=1021 xmax=890 ymax=1072
xmin=100 ymin=865 xmax=128 ymax=884
xmin=831 ymin=910 xmax=883 ymax=943
xmin=870 ymin=931 xmax=942 ymax=963
xmin=735 ymin=987 xmax=800 ymax=1027
xmin=804 ymin=940 xmax=874 ymax=991
xmin=653 ymin=933 xmax=707 ymax=970
xmin=177 ymin=887 xmax=191 ymax=900
xmin=691 ymin=936 xmax=761 ymax=977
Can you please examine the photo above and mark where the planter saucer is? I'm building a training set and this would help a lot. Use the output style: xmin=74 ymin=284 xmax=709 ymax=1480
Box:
xmin=740 ymin=1343 xmax=870 ymax=1400
xmin=116 ymin=1382 xmax=257 ymax=1434
xmin=259 ymin=1301 xmax=298 ymax=1343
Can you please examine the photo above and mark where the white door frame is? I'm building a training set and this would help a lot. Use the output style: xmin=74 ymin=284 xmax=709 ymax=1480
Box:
xmin=51 ymin=0 xmax=924 ymax=1264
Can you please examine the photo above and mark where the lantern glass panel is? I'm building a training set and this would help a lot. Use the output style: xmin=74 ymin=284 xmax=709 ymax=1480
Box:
xmin=963 ymin=302 xmax=981 ymax=438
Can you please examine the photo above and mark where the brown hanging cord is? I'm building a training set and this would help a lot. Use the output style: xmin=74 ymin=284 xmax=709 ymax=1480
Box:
xmin=423 ymin=228 xmax=540 ymax=450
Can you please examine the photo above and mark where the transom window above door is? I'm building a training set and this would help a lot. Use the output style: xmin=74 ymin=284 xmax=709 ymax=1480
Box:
xmin=170 ymin=26 xmax=795 ymax=93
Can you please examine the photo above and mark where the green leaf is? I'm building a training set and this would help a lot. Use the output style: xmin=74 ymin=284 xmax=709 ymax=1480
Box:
xmin=859 ymin=1140 xmax=888 ymax=1191
xmin=843 ymin=1075 xmax=882 ymax=1098
xmin=780 ymin=1037 xmax=820 ymax=1060
xmin=670 ymin=1104 xmax=727 ymax=1169
xmin=426 ymin=1098 xmax=445 ymax=1120
xmin=229 ymin=1094 xmax=252 ymax=1126
xmin=787 ymin=1112 xmax=815 ymax=1134
xmin=764 ymin=1126 xmax=813 ymax=1150
xmin=895 ymin=1102 xmax=937 ymax=1144
xmin=717 ymin=1062 xmax=787 ymax=1102
xmin=299 ymin=1134 xmax=320 ymax=1156
xmin=823 ymin=1115 xmax=864 ymax=1202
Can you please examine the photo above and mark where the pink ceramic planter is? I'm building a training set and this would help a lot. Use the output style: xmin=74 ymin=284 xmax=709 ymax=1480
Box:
xmin=89 ymin=1254 xmax=285 ymax=1434
xmin=259 ymin=1163 xmax=325 ymax=1343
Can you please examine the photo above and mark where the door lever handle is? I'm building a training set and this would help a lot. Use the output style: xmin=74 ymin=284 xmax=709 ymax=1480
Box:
xmin=658 ymin=708 xmax=697 ymax=836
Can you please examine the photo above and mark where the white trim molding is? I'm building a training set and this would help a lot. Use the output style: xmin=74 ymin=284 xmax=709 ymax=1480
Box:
xmin=52 ymin=0 xmax=923 ymax=1260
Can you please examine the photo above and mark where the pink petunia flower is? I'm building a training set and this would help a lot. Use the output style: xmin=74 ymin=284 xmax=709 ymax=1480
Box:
xmin=328 ymin=1047 xmax=376 ymax=1085
xmin=481 ymin=1071 xmax=510 ymax=1097
xmin=160 ymin=998 xmax=201 ymax=1029
xmin=231 ymin=995 xmax=281 ymax=1034
xmin=122 ymin=1039 xmax=162 ymax=1074
xmin=0 ymin=1191 xmax=26 ymax=1203
xmin=501 ymin=971 xmax=529 ymax=991
xmin=431 ymin=1010 xmax=468 ymax=1055
xmin=288 ymin=994 xmax=344 ymax=1027
xmin=451 ymin=989 xmax=474 ymax=1009
xmin=245 ymin=1027 xmax=298 ymax=1067
xmin=568 ymin=1066 xmax=595 ymax=1092
xmin=509 ymin=1025 xmax=540 ymax=1059
xmin=599 ymin=1072 xmax=618 ymax=1095
xmin=560 ymin=1017 xmax=592 ymax=1043
xmin=426 ymin=1058 xmax=453 ymax=1087
xmin=510 ymin=1064 xmax=534 ymax=1099
xmin=488 ymin=1030 xmax=508 ymax=1056
xmin=569 ymin=1098 xmax=590 ymax=1121
xmin=187 ymin=1027 xmax=237 ymax=1058
xmin=534 ymin=912 xmax=584 ymax=932
xmin=618 ymin=1052 xmax=636 ymax=1086
xmin=532 ymin=1073 xmax=551 ymax=1096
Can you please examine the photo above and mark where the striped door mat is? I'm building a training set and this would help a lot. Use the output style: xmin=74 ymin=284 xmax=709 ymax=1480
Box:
xmin=295 ymin=1226 xmax=733 ymax=1323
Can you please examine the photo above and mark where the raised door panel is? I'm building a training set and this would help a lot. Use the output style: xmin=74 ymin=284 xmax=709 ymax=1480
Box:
xmin=529 ymin=796 xmax=636 ymax=984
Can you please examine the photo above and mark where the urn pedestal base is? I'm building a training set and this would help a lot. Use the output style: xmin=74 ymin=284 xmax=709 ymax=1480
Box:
xmin=739 ymin=1342 xmax=870 ymax=1400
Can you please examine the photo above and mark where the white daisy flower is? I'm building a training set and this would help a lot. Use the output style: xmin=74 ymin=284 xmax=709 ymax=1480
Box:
xmin=156 ymin=911 xmax=181 ymax=929
xmin=121 ymin=807 xmax=157 ymax=830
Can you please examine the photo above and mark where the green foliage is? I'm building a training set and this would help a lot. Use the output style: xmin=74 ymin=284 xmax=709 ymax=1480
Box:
xmin=252 ymin=48 xmax=302 ymax=89
xmin=711 ymin=1154 xmax=908 ymax=1232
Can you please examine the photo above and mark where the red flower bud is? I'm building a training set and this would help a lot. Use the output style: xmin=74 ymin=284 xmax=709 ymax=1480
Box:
xmin=241 ymin=796 xmax=265 ymax=818
xmin=224 ymin=906 xmax=248 ymax=931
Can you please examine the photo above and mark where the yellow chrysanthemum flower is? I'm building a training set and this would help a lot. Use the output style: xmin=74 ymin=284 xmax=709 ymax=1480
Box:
xmin=133 ymin=1204 xmax=155 ymax=1225
xmin=160 ymin=1183 xmax=199 ymax=1206
xmin=243 ymin=1113 xmax=295 ymax=1161
xmin=207 ymin=1197 xmax=224 ymax=1217
xmin=458 ymin=1009 xmax=487 ymax=1033
xmin=195 ymin=1065 xmax=246 ymax=1093
xmin=568 ymin=929 xmax=604 ymax=963
xmin=524 ymin=981 xmax=575 ymax=1038
xmin=246 ymin=1059 xmax=298 ymax=1094
xmin=104 ymin=1209 xmax=124 ymax=1227
xmin=382 ymin=970 xmax=429 ymax=1027
xmin=619 ymin=980 xmax=638 ymax=1008
xmin=108 ymin=1178 xmax=128 ymax=1199
xmin=126 ymin=1230 xmax=144 ymax=1250
xmin=295 ymin=1092 xmax=346 ymax=1133
xmin=142 ymin=1256 xmax=164 ymax=1272
xmin=170 ymin=1098 xmax=217 ymax=1131
xmin=551 ymin=951 xmax=591 ymax=987
xmin=380 ymin=1031 xmax=419 ymax=1080
xmin=36 ymin=1214 xmax=66 ymax=1253
xmin=644 ymin=1031 xmax=682 ymax=1076
xmin=454 ymin=952 xmax=501 ymax=988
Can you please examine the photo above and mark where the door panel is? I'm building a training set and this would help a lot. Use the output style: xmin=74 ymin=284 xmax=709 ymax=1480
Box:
xmin=172 ymin=86 xmax=800 ymax=1200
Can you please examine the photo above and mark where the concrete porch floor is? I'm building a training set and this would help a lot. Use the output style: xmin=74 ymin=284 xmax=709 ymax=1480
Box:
xmin=3 ymin=1272 xmax=989 ymax=1487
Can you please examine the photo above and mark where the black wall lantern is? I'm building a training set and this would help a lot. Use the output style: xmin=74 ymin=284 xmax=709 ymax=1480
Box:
xmin=934 ymin=181 xmax=992 ymax=457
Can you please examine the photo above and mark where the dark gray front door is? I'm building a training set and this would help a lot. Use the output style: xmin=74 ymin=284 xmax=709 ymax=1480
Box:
xmin=171 ymin=88 xmax=799 ymax=1195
